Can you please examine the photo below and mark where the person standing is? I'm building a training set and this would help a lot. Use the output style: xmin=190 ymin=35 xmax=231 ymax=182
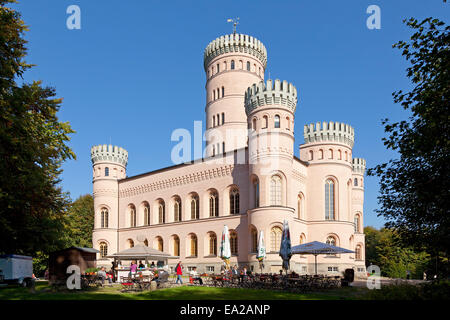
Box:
xmin=129 ymin=260 xmax=138 ymax=277
xmin=175 ymin=261 xmax=184 ymax=284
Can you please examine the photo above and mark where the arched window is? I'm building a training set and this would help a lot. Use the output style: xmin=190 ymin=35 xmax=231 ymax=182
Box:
xmin=286 ymin=117 xmax=290 ymax=130
xmin=222 ymin=142 xmax=225 ymax=154
xmin=158 ymin=201 xmax=165 ymax=224
xmin=190 ymin=234 xmax=198 ymax=257
xmin=230 ymin=188 xmax=240 ymax=214
xmin=354 ymin=178 xmax=358 ymax=186
xmin=156 ymin=237 xmax=163 ymax=252
xmin=190 ymin=195 xmax=199 ymax=220
xmin=329 ymin=149 xmax=333 ymax=159
xmin=297 ymin=193 xmax=304 ymax=219
xmin=325 ymin=179 xmax=335 ymax=220
xmin=263 ymin=115 xmax=268 ymax=128
xmin=230 ymin=231 xmax=238 ymax=255
xmin=221 ymin=112 xmax=225 ymax=124
xmin=216 ymin=63 xmax=220 ymax=73
xmin=173 ymin=197 xmax=181 ymax=222
xmin=270 ymin=175 xmax=282 ymax=205
xmin=213 ymin=115 xmax=215 ymax=127
xmin=270 ymin=226 xmax=282 ymax=252
xmin=253 ymin=178 xmax=260 ymax=208
xmin=128 ymin=239 xmax=134 ymax=248
xmin=99 ymin=242 xmax=108 ymax=258
xmin=105 ymin=167 xmax=109 ymax=176
xmin=144 ymin=239 xmax=148 ymax=247
xmin=246 ymin=61 xmax=250 ymax=71
xmin=338 ymin=150 xmax=342 ymax=160
xmin=213 ymin=90 xmax=216 ymax=100
xmin=252 ymin=118 xmax=257 ymax=130
xmin=231 ymin=60 xmax=235 ymax=70
xmin=319 ymin=149 xmax=324 ymax=159
xmin=101 ymin=208 xmax=108 ymax=228
xmin=173 ymin=236 xmax=180 ymax=256
xmin=274 ymin=115 xmax=280 ymax=128
xmin=143 ymin=204 xmax=150 ymax=226
xmin=299 ymin=233 xmax=306 ymax=245
xmin=355 ymin=245 xmax=362 ymax=260
xmin=209 ymin=232 xmax=217 ymax=255
xmin=209 ymin=191 xmax=219 ymax=217
xmin=251 ymin=228 xmax=258 ymax=253
xmin=354 ymin=214 xmax=361 ymax=233
xmin=129 ymin=206 xmax=136 ymax=227
xmin=309 ymin=150 xmax=314 ymax=161
xmin=326 ymin=236 xmax=336 ymax=247
xmin=222 ymin=87 xmax=225 ymax=98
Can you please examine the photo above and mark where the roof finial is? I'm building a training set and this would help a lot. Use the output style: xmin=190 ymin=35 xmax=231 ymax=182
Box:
xmin=227 ymin=17 xmax=239 ymax=34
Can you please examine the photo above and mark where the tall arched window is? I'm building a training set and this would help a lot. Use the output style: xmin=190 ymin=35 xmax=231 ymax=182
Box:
xmin=355 ymin=245 xmax=362 ymax=260
xmin=329 ymin=149 xmax=333 ymax=159
xmin=128 ymin=239 xmax=134 ymax=248
xmin=143 ymin=204 xmax=150 ymax=226
xmin=222 ymin=87 xmax=225 ymax=98
xmin=216 ymin=63 xmax=219 ymax=73
xmin=221 ymin=112 xmax=225 ymax=124
xmin=251 ymin=228 xmax=258 ymax=253
xmin=354 ymin=178 xmax=358 ymax=186
xmin=246 ymin=61 xmax=251 ymax=71
xmin=173 ymin=236 xmax=180 ymax=256
xmin=144 ymin=239 xmax=148 ymax=247
xmin=231 ymin=60 xmax=235 ymax=70
xmin=354 ymin=214 xmax=361 ymax=233
xmin=209 ymin=191 xmax=219 ymax=217
xmin=286 ymin=116 xmax=290 ymax=130
xmin=129 ymin=206 xmax=136 ymax=227
xmin=299 ymin=233 xmax=306 ymax=245
xmin=230 ymin=231 xmax=238 ymax=255
xmin=270 ymin=226 xmax=282 ymax=252
xmin=99 ymin=242 xmax=108 ymax=258
xmin=253 ymin=178 xmax=260 ymax=208
xmin=158 ymin=201 xmax=165 ymax=224
xmin=212 ymin=115 xmax=215 ymax=127
xmin=309 ymin=150 xmax=314 ymax=161
xmin=297 ymin=193 xmax=304 ymax=219
xmin=209 ymin=232 xmax=217 ymax=255
xmin=325 ymin=179 xmax=335 ymax=220
xmin=173 ymin=197 xmax=181 ymax=222
xmin=105 ymin=167 xmax=109 ymax=176
xmin=101 ymin=208 xmax=108 ymax=228
xmin=190 ymin=234 xmax=198 ymax=257
xmin=319 ymin=149 xmax=324 ymax=159
xmin=190 ymin=194 xmax=199 ymax=220
xmin=229 ymin=188 xmax=240 ymax=214
xmin=270 ymin=175 xmax=282 ymax=205
xmin=156 ymin=237 xmax=163 ymax=252
xmin=274 ymin=115 xmax=280 ymax=128
xmin=263 ymin=115 xmax=268 ymax=128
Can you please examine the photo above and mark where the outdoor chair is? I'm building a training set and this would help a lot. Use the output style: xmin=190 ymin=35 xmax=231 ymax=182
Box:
xmin=120 ymin=276 xmax=136 ymax=292
xmin=156 ymin=272 xmax=169 ymax=288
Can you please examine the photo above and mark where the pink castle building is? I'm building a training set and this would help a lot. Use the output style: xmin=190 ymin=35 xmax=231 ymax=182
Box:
xmin=91 ymin=32 xmax=366 ymax=277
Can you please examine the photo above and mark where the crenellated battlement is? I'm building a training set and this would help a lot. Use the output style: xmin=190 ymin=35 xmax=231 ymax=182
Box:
xmin=303 ymin=121 xmax=355 ymax=148
xmin=91 ymin=144 xmax=128 ymax=167
xmin=352 ymin=158 xmax=366 ymax=175
xmin=204 ymin=33 xmax=267 ymax=70
xmin=244 ymin=79 xmax=297 ymax=115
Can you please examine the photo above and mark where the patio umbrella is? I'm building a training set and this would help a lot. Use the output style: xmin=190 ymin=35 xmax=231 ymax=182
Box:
xmin=220 ymin=225 xmax=231 ymax=270
xmin=291 ymin=241 xmax=354 ymax=275
xmin=256 ymin=230 xmax=266 ymax=272
xmin=279 ymin=220 xmax=292 ymax=274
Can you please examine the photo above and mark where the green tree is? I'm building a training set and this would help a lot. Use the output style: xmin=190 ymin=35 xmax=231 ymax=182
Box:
xmin=0 ymin=0 xmax=75 ymax=257
xmin=65 ymin=194 xmax=94 ymax=248
xmin=367 ymin=17 xmax=450 ymax=276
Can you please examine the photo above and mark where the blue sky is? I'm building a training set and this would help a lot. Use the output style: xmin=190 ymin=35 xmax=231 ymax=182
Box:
xmin=13 ymin=0 xmax=449 ymax=228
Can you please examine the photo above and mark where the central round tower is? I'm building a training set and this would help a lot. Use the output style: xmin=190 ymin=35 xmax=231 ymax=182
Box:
xmin=204 ymin=33 xmax=267 ymax=156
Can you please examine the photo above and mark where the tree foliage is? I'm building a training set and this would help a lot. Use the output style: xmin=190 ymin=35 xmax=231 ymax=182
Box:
xmin=64 ymin=194 xmax=94 ymax=248
xmin=364 ymin=227 xmax=430 ymax=279
xmin=367 ymin=17 xmax=450 ymax=274
xmin=0 ymin=0 xmax=75 ymax=256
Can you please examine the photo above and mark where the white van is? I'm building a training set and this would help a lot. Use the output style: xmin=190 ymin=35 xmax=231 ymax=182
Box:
xmin=0 ymin=254 xmax=34 ymax=287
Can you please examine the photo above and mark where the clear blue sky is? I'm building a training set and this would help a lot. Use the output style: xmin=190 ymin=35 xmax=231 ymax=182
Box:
xmin=14 ymin=0 xmax=449 ymax=228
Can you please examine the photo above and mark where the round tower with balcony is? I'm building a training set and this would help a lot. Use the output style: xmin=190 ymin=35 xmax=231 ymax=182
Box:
xmin=299 ymin=122 xmax=358 ymax=274
xmin=91 ymin=144 xmax=128 ymax=267
xmin=245 ymin=79 xmax=298 ymax=270
xmin=203 ymin=33 xmax=267 ymax=156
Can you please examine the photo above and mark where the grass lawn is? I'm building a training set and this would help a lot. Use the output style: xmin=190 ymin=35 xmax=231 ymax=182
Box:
xmin=0 ymin=281 xmax=370 ymax=300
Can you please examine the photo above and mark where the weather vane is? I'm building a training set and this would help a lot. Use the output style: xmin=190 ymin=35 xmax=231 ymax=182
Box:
xmin=227 ymin=17 xmax=240 ymax=34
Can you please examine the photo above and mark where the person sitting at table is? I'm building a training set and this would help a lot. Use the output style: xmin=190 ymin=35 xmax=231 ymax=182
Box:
xmin=190 ymin=267 xmax=203 ymax=285
xmin=239 ymin=266 xmax=247 ymax=283
xmin=138 ymin=260 xmax=145 ymax=269
xmin=150 ymin=261 xmax=155 ymax=268
xmin=232 ymin=265 xmax=239 ymax=276
xmin=98 ymin=267 xmax=112 ymax=285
